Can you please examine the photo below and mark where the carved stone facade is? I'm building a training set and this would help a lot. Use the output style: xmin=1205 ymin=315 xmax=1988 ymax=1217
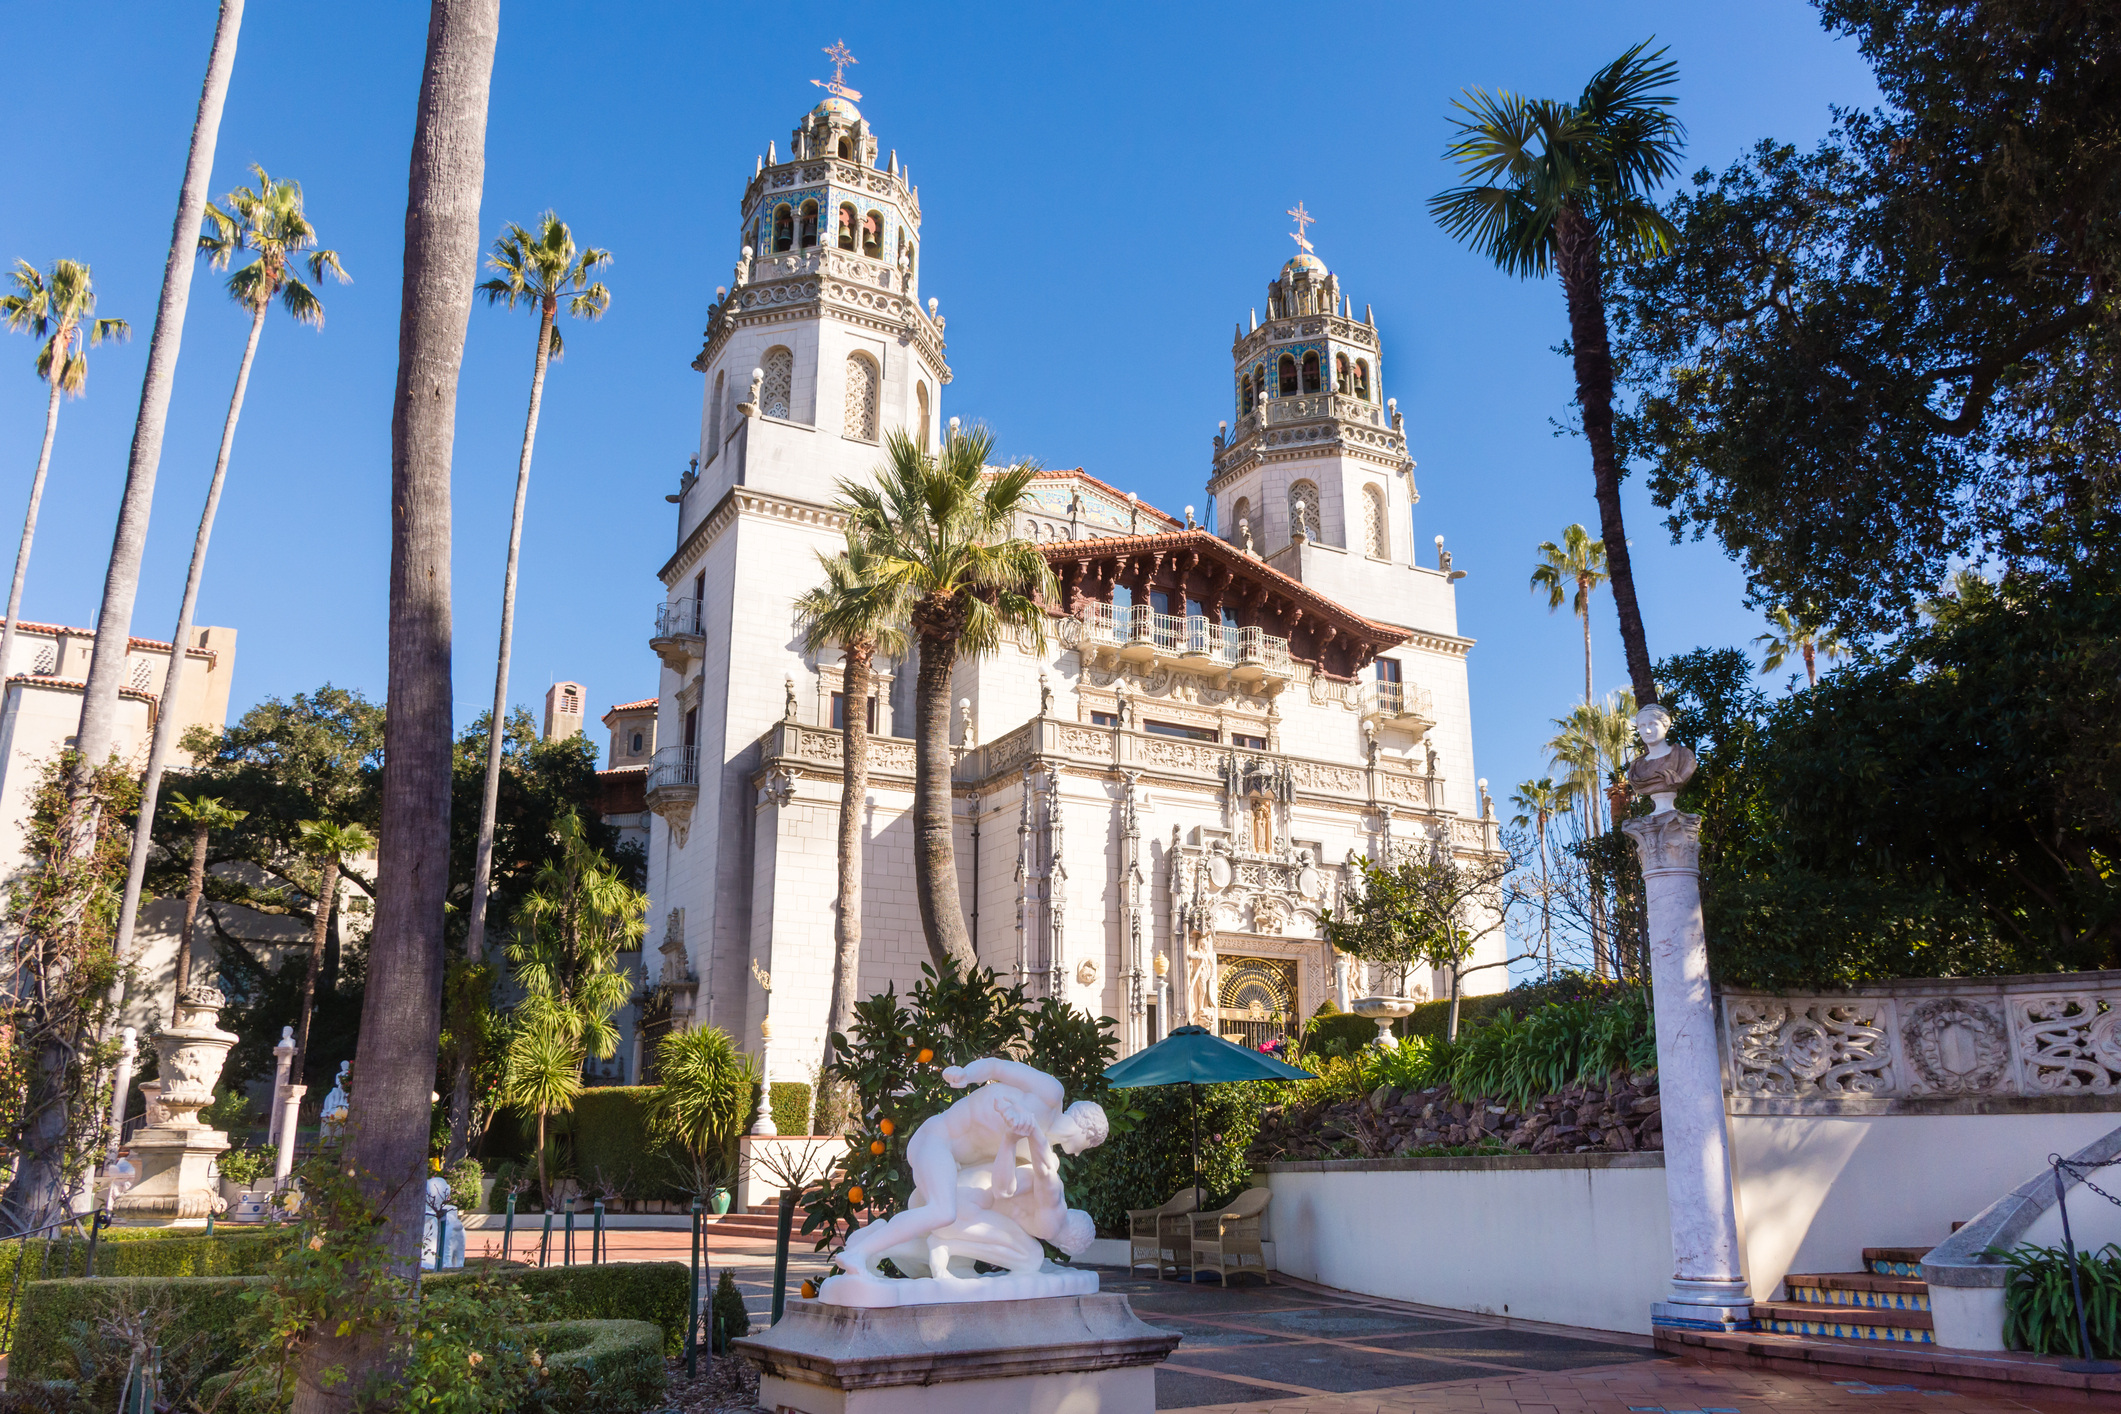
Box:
xmin=1720 ymin=972 xmax=2121 ymax=1113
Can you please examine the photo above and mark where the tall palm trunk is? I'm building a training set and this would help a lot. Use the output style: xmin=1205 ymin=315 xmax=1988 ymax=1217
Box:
xmin=1536 ymin=818 xmax=1551 ymax=979
xmin=112 ymin=301 xmax=268 ymax=996
xmin=1578 ymin=597 xmax=1593 ymax=705
xmin=910 ymin=620 xmax=976 ymax=972
xmin=293 ymin=8 xmax=497 ymax=1405
xmin=826 ymin=639 xmax=873 ymax=1067
xmin=449 ymin=298 xmax=555 ymax=1161
xmin=1555 ymin=203 xmax=1657 ymax=708
xmin=70 ymin=0 xmax=243 ymax=780
xmin=1803 ymin=642 xmax=1817 ymax=688
xmin=0 ymin=369 xmax=68 ymax=699
xmin=290 ymin=852 xmax=340 ymax=1086
xmin=175 ymin=819 xmax=210 ymax=996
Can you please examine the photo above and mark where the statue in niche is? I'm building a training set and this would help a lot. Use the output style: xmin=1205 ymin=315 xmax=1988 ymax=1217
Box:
xmin=1240 ymin=517 xmax=1255 ymax=555
xmin=1185 ymin=929 xmax=1218 ymax=1027
xmin=1425 ymin=742 xmax=1439 ymax=777
xmin=1038 ymin=672 xmax=1053 ymax=716
xmin=822 ymin=1058 xmax=1107 ymax=1307
xmin=1249 ymin=797 xmax=1274 ymax=854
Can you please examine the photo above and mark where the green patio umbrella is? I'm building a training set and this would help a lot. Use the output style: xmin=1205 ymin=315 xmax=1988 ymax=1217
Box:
xmin=1104 ymin=1025 xmax=1315 ymax=1209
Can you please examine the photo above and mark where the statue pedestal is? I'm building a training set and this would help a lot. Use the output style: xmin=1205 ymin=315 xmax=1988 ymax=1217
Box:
xmin=117 ymin=1123 xmax=230 ymax=1219
xmin=736 ymin=1293 xmax=1179 ymax=1414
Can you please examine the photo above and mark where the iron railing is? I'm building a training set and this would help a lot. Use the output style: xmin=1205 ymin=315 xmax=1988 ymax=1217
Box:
xmin=1077 ymin=605 xmax=1291 ymax=674
xmin=646 ymin=746 xmax=700 ymax=795
xmin=654 ymin=598 xmax=705 ymax=640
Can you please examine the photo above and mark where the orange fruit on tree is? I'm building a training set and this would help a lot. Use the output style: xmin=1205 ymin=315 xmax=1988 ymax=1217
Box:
xmin=878 ymin=1118 xmax=895 ymax=1136
xmin=917 ymin=1048 xmax=934 ymax=1064
xmin=870 ymin=1139 xmax=885 ymax=1155
xmin=801 ymin=1280 xmax=818 ymax=1298
xmin=848 ymin=1185 xmax=865 ymax=1205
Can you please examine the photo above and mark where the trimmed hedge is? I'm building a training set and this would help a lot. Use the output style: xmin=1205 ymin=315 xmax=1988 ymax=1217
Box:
xmin=0 ymin=1228 xmax=289 ymax=1352
xmin=769 ymin=1081 xmax=812 ymax=1136
xmin=532 ymin=1318 xmax=668 ymax=1413
xmin=435 ymin=1260 xmax=690 ymax=1357
xmin=569 ymin=1087 xmax=690 ymax=1202
xmin=13 ymin=1275 xmax=260 ymax=1385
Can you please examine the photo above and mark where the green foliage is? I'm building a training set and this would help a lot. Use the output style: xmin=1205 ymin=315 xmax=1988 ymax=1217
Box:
xmin=2002 ymin=1242 xmax=2121 ymax=1358
xmin=12 ymin=1275 xmax=258 ymax=1397
xmin=643 ymin=1027 xmax=758 ymax=1176
xmin=1321 ymin=855 xmax=1491 ymax=993
xmin=1444 ymin=994 xmax=1656 ymax=1110
xmin=1302 ymin=1010 xmax=1390 ymax=1060
xmin=769 ymin=1081 xmax=812 ymax=1137
xmin=568 ymin=1088 xmax=686 ymax=1202
xmin=393 ymin=1271 xmax=545 ymax=1414
xmin=217 ymin=1144 xmax=272 ymax=1188
xmin=812 ymin=961 xmax=1121 ymax=1251
xmin=529 ymin=1318 xmax=667 ymax=1414
xmin=200 ymin=1088 xmax=260 ymax=1133
xmin=710 ymin=1269 xmax=750 ymax=1348
xmin=1611 ymin=4 xmax=2121 ymax=631
xmin=462 ymin=1262 xmax=690 ymax=1358
xmin=1398 ymin=973 xmax=1633 ymax=1044
xmin=1067 ymin=1082 xmax=1266 ymax=1236
xmin=444 ymin=1157 xmax=483 ymax=1213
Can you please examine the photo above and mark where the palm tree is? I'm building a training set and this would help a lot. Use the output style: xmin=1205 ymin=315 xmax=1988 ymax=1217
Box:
xmin=0 ymin=260 xmax=128 ymax=698
xmin=68 ymin=0 xmax=243 ymax=787
xmin=0 ymin=0 xmax=240 ymax=1241
xmin=498 ymin=1018 xmax=583 ymax=1213
xmin=1756 ymin=605 xmax=1846 ymax=688
xmin=837 ymin=427 xmax=1055 ymax=971
xmin=1530 ymin=525 xmax=1608 ymax=705
xmin=795 ymin=533 xmax=908 ymax=1072
xmin=504 ymin=809 xmax=642 ymax=1068
xmin=1546 ymin=691 xmax=1637 ymax=976
xmin=451 ymin=214 xmax=610 ymax=1160
xmin=163 ymin=793 xmax=247 ymax=1001
xmin=1508 ymin=777 xmax=1565 ymax=979
xmin=644 ymin=1024 xmax=759 ymax=1174
xmin=111 ymin=168 xmax=348 ymax=975
xmin=290 ymin=820 xmax=375 ymax=1085
xmin=1431 ymin=41 xmax=1685 ymax=709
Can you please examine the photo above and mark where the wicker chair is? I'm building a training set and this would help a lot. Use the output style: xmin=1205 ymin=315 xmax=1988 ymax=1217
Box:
xmin=1189 ymin=1187 xmax=1271 ymax=1285
xmin=1126 ymin=1187 xmax=1202 ymax=1277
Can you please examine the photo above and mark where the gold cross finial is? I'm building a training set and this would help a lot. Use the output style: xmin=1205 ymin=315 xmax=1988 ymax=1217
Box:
xmin=812 ymin=40 xmax=863 ymax=103
xmin=1287 ymin=201 xmax=1316 ymax=254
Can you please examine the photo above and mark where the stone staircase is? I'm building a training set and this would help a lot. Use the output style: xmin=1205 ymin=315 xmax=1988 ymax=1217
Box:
xmin=1755 ymin=1246 xmax=1934 ymax=1344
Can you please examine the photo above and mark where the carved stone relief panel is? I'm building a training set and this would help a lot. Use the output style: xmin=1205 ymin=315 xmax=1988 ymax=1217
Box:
xmin=1900 ymin=997 xmax=2012 ymax=1096
xmin=2015 ymin=993 xmax=2121 ymax=1093
xmin=1726 ymin=998 xmax=1896 ymax=1098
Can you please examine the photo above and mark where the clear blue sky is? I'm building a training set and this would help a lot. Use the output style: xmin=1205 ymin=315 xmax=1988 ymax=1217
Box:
xmin=0 ymin=3 xmax=1873 ymax=814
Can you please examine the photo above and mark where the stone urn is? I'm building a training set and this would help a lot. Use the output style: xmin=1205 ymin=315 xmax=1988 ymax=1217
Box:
xmin=1351 ymin=996 xmax=1422 ymax=1049
xmin=117 ymin=987 xmax=239 ymax=1219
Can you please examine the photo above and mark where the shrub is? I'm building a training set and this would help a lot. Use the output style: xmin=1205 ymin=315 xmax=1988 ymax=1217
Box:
xmin=13 ymin=1276 xmax=260 ymax=1385
xmin=2003 ymin=1242 xmax=2121 ymax=1358
xmin=436 ymin=1260 xmax=690 ymax=1357
xmin=710 ymin=1268 xmax=749 ymax=1349
xmin=218 ymin=1144 xmax=273 ymax=1188
xmin=445 ymin=1156 xmax=484 ymax=1212
xmin=531 ymin=1318 xmax=667 ymax=1413
xmin=1304 ymin=1009 xmax=1390 ymax=1057
xmin=0 ymin=1227 xmax=291 ymax=1349
xmin=1068 ymin=1081 xmax=1267 ymax=1236
xmin=571 ymin=1087 xmax=690 ymax=1203
xmin=769 ymin=1081 xmax=812 ymax=1136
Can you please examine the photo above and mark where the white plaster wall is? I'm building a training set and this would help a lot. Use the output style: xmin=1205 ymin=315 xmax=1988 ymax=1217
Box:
xmin=1266 ymin=1161 xmax=1673 ymax=1333
xmin=1727 ymin=1109 xmax=2121 ymax=1298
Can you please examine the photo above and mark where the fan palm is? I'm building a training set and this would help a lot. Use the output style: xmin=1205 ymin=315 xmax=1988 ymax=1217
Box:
xmin=0 ymin=260 xmax=128 ymax=715
xmin=113 ymin=167 xmax=348 ymax=973
xmin=1509 ymin=777 xmax=1566 ymax=979
xmin=1530 ymin=525 xmax=1608 ymax=705
xmin=163 ymin=793 xmax=247 ymax=1002
xmin=291 ymin=819 xmax=376 ymax=1084
xmin=1432 ymin=40 xmax=1685 ymax=708
xmin=837 ymin=426 xmax=1056 ymax=970
xmin=794 ymin=532 xmax=908 ymax=1069
xmin=453 ymin=214 xmax=610 ymax=1160
xmin=1755 ymin=605 xmax=1846 ymax=688
xmin=1547 ymin=692 xmax=1637 ymax=977
xmin=499 ymin=1018 xmax=584 ymax=1209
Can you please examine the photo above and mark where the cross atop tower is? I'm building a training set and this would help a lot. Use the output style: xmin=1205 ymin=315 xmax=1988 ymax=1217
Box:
xmin=812 ymin=40 xmax=863 ymax=103
xmin=1287 ymin=201 xmax=1316 ymax=254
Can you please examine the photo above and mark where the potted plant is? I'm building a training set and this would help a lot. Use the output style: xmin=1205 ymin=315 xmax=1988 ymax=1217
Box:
xmin=217 ymin=1144 xmax=274 ymax=1220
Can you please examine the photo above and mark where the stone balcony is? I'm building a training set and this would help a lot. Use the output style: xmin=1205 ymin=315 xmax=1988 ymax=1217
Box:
xmin=1073 ymin=604 xmax=1293 ymax=687
xmin=644 ymin=745 xmax=700 ymax=845
xmin=1362 ymin=679 xmax=1437 ymax=738
xmin=650 ymin=598 xmax=704 ymax=671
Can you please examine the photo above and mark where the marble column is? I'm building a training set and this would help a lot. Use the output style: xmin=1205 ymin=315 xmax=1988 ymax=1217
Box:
xmin=269 ymin=1026 xmax=295 ymax=1132
xmin=275 ymin=1083 xmax=307 ymax=1184
xmin=107 ymin=1027 xmax=138 ymax=1149
xmin=1623 ymin=808 xmax=1752 ymax=1330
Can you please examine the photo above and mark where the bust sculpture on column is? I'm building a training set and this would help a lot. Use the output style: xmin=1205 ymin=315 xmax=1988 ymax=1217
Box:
xmin=1625 ymin=705 xmax=1697 ymax=814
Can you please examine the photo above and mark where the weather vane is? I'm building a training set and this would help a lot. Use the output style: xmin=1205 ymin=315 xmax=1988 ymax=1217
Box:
xmin=812 ymin=40 xmax=863 ymax=103
xmin=1287 ymin=201 xmax=1316 ymax=254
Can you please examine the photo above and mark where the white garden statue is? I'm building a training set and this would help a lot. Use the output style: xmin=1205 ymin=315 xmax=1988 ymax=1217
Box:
xmin=319 ymin=1062 xmax=351 ymax=1141
xmin=818 ymin=1057 xmax=1109 ymax=1308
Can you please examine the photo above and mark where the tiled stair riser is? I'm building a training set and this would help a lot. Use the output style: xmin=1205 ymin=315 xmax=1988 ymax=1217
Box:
xmin=1785 ymin=1286 xmax=1930 ymax=1313
xmin=1870 ymin=1258 xmax=1923 ymax=1278
xmin=1764 ymin=1315 xmax=1935 ymax=1344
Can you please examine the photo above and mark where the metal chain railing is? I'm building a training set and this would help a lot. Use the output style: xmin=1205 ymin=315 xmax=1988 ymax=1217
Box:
xmin=2048 ymin=1151 xmax=2121 ymax=1374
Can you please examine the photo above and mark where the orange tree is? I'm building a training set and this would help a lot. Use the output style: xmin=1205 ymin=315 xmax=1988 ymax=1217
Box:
xmin=802 ymin=960 xmax=1121 ymax=1258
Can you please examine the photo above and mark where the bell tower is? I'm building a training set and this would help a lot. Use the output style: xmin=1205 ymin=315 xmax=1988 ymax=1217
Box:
xmin=685 ymin=41 xmax=950 ymax=512
xmin=1208 ymin=205 xmax=1420 ymax=619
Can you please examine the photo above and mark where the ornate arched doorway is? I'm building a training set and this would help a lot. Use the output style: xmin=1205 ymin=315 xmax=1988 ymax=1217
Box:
xmin=1217 ymin=956 xmax=1298 ymax=1050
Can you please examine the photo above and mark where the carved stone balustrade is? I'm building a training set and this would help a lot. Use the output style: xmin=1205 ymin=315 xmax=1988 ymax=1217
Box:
xmin=1719 ymin=971 xmax=2121 ymax=1115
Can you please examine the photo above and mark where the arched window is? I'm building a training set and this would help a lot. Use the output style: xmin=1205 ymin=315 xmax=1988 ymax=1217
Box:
xmin=1277 ymin=354 xmax=1298 ymax=396
xmin=916 ymin=381 xmax=931 ymax=451
xmin=760 ymin=346 xmax=793 ymax=421
xmin=863 ymin=211 xmax=884 ymax=258
xmin=1335 ymin=353 xmax=1350 ymax=392
xmin=1288 ymin=480 xmax=1320 ymax=542
xmin=843 ymin=352 xmax=880 ymax=441
xmin=630 ymin=730 xmax=644 ymax=754
xmin=798 ymin=200 xmax=819 ymax=248
xmin=837 ymin=203 xmax=858 ymax=250
xmin=1355 ymin=359 xmax=1372 ymax=400
xmin=1231 ymin=496 xmax=1252 ymax=544
xmin=709 ymin=369 xmax=725 ymax=453
xmin=772 ymin=205 xmax=794 ymax=252
xmin=1301 ymin=350 xmax=1321 ymax=393
xmin=1363 ymin=483 xmax=1388 ymax=558
xmin=837 ymin=136 xmax=853 ymax=158
xmin=1238 ymin=374 xmax=1254 ymax=414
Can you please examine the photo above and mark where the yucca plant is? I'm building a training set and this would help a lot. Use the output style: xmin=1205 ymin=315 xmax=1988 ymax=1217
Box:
xmin=2002 ymin=1242 xmax=2121 ymax=1358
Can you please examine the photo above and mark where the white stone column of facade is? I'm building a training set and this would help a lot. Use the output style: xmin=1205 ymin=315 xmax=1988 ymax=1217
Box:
xmin=275 ymin=1083 xmax=307 ymax=1185
xmin=107 ymin=1027 xmax=138 ymax=1149
xmin=1624 ymin=807 xmax=1753 ymax=1330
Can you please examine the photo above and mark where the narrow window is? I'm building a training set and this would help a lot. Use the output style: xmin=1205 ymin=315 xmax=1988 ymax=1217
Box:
xmin=1238 ymin=375 xmax=1253 ymax=414
xmin=1090 ymin=711 xmax=1118 ymax=728
xmin=863 ymin=211 xmax=884 ymax=258
xmin=772 ymin=205 xmax=793 ymax=252
xmin=1144 ymin=719 xmax=1218 ymax=742
xmin=1301 ymin=350 xmax=1321 ymax=393
xmin=1363 ymin=483 xmax=1388 ymax=558
xmin=798 ymin=200 xmax=819 ymax=248
xmin=1232 ymin=733 xmax=1267 ymax=750
xmin=709 ymin=370 xmax=725 ymax=453
xmin=916 ymin=381 xmax=931 ymax=451
xmin=630 ymin=730 xmax=644 ymax=753
xmin=760 ymin=346 xmax=793 ymax=421
xmin=683 ymin=707 xmax=699 ymax=749
xmin=1288 ymin=480 xmax=1321 ymax=542
xmin=831 ymin=693 xmax=878 ymax=731
xmin=843 ymin=351 xmax=880 ymax=441
xmin=837 ymin=203 xmax=857 ymax=250
xmin=1278 ymin=354 xmax=1298 ymax=396
xmin=1230 ymin=496 xmax=1251 ymax=543
xmin=1376 ymin=658 xmax=1402 ymax=684
xmin=1355 ymin=359 xmax=1372 ymax=400
xmin=837 ymin=136 xmax=853 ymax=158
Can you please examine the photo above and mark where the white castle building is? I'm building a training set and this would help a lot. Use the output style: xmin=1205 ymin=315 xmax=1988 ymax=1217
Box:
xmin=636 ymin=77 xmax=1503 ymax=1094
